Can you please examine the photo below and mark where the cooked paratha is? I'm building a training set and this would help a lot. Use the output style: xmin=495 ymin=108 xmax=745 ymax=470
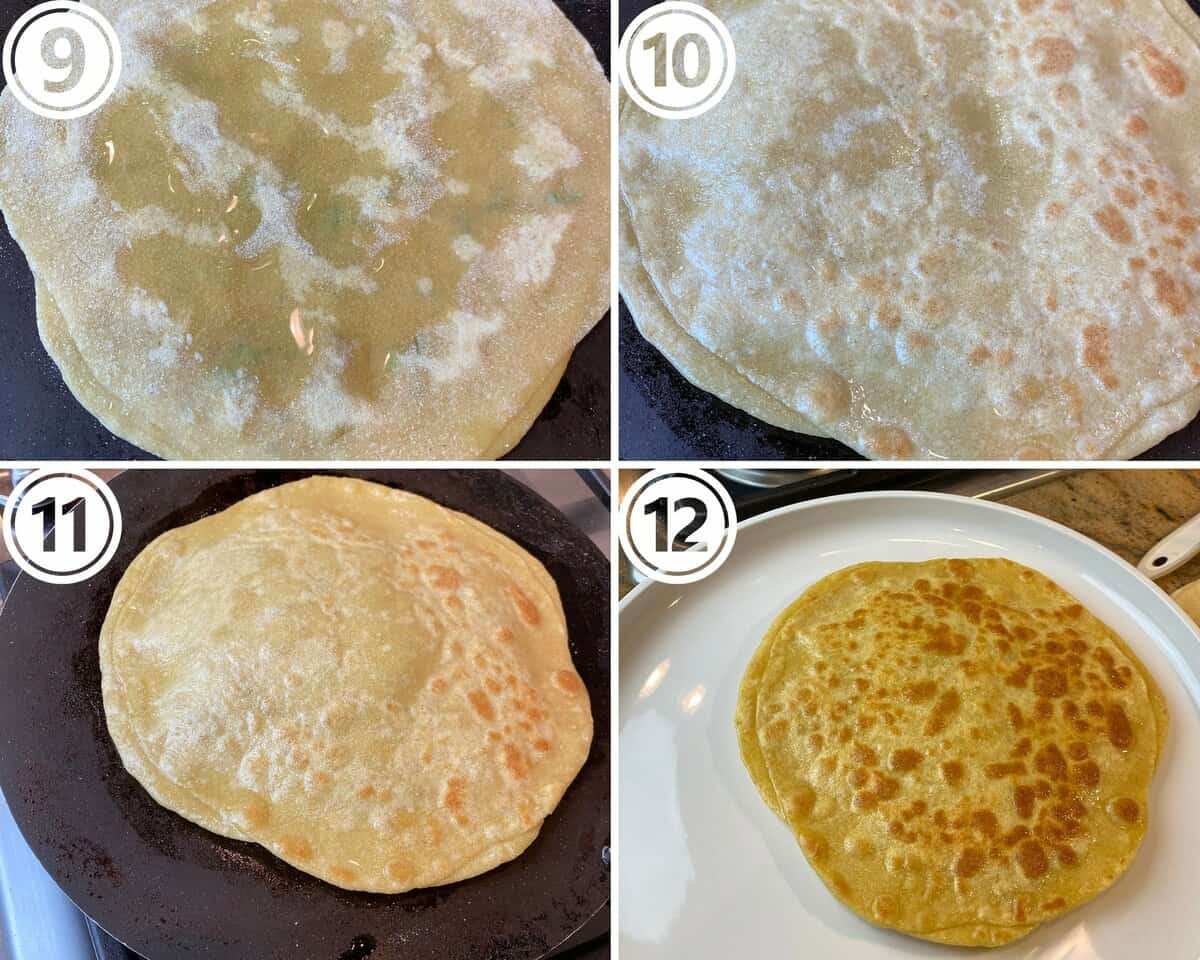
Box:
xmin=0 ymin=0 xmax=609 ymax=459
xmin=621 ymin=0 xmax=1200 ymax=459
xmin=736 ymin=558 xmax=1167 ymax=946
xmin=100 ymin=476 xmax=593 ymax=892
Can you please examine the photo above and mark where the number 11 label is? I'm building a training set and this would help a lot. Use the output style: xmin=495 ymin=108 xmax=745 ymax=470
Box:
xmin=2 ymin=468 xmax=122 ymax=584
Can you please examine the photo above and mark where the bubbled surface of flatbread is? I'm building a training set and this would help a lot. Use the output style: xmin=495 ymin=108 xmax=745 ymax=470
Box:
xmin=737 ymin=558 xmax=1167 ymax=946
xmin=99 ymin=476 xmax=593 ymax=892
xmin=0 ymin=0 xmax=609 ymax=460
xmin=621 ymin=0 xmax=1200 ymax=459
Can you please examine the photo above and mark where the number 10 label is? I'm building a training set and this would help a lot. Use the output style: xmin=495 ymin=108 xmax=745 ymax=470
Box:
xmin=619 ymin=2 xmax=737 ymax=120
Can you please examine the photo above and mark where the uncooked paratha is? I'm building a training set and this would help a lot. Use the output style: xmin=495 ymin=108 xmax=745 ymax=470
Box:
xmin=621 ymin=0 xmax=1200 ymax=459
xmin=0 ymin=0 xmax=609 ymax=459
xmin=100 ymin=476 xmax=593 ymax=892
xmin=736 ymin=558 xmax=1167 ymax=946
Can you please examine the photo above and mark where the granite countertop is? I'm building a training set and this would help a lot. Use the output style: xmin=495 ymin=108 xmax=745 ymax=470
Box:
xmin=1000 ymin=470 xmax=1200 ymax=596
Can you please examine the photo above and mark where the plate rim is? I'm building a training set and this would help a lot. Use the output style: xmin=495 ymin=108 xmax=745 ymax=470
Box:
xmin=621 ymin=490 xmax=1200 ymax=668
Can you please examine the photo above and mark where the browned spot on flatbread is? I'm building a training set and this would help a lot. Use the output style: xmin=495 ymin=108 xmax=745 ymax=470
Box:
xmin=1110 ymin=797 xmax=1140 ymax=823
xmin=1138 ymin=42 xmax=1186 ymax=98
xmin=1113 ymin=186 xmax=1139 ymax=209
xmin=507 ymin=585 xmax=541 ymax=625
xmin=1034 ymin=743 xmax=1067 ymax=780
xmin=1149 ymin=269 xmax=1193 ymax=317
xmin=924 ymin=689 xmax=960 ymax=735
xmin=863 ymin=426 xmax=915 ymax=459
xmin=442 ymin=776 xmax=468 ymax=824
xmin=905 ymin=680 xmax=938 ymax=702
xmin=1106 ymin=703 xmax=1134 ymax=750
xmin=941 ymin=760 xmax=965 ymax=786
xmin=428 ymin=565 xmax=460 ymax=590
xmin=242 ymin=796 xmax=270 ymax=828
xmin=971 ymin=810 xmax=999 ymax=837
xmin=1124 ymin=114 xmax=1150 ymax=138
xmin=889 ymin=748 xmax=923 ymax=772
xmin=468 ymin=689 xmax=496 ymax=721
xmin=1094 ymin=205 xmax=1133 ymax=244
xmin=954 ymin=846 xmax=985 ymax=878
xmin=1016 ymin=839 xmax=1049 ymax=879
xmin=552 ymin=669 xmax=584 ymax=696
xmin=281 ymin=836 xmax=313 ymax=861
xmin=503 ymin=743 xmax=531 ymax=779
xmin=1031 ymin=37 xmax=1075 ymax=75
xmin=494 ymin=626 xmax=514 ymax=644
xmin=386 ymin=859 xmax=414 ymax=884
xmin=330 ymin=866 xmax=357 ymax=883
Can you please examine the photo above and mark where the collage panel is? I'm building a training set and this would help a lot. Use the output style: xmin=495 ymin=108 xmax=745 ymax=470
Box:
xmin=618 ymin=466 xmax=1200 ymax=956
xmin=618 ymin=0 xmax=1200 ymax=461
xmin=0 ymin=0 xmax=611 ymax=462
xmin=0 ymin=465 xmax=610 ymax=958
xmin=5 ymin=0 xmax=1200 ymax=956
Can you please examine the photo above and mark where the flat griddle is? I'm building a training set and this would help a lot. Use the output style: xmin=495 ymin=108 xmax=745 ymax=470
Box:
xmin=0 ymin=0 xmax=610 ymax=461
xmin=0 ymin=469 xmax=610 ymax=960
xmin=618 ymin=0 xmax=1200 ymax=461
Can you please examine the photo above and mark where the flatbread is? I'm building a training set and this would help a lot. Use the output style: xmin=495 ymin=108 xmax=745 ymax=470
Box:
xmin=0 ymin=0 xmax=609 ymax=459
xmin=621 ymin=0 xmax=1200 ymax=459
xmin=737 ymin=558 xmax=1167 ymax=946
xmin=100 ymin=476 xmax=593 ymax=892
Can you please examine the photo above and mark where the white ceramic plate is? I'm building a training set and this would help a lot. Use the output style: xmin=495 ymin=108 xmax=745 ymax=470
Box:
xmin=618 ymin=492 xmax=1200 ymax=959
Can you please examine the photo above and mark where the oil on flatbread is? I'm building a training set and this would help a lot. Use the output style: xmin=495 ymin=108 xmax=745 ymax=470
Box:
xmin=100 ymin=476 xmax=593 ymax=892
xmin=0 ymin=0 xmax=609 ymax=459
xmin=622 ymin=0 xmax=1200 ymax=459
xmin=736 ymin=558 xmax=1167 ymax=946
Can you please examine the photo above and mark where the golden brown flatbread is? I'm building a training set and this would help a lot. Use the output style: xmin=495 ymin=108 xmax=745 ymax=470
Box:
xmin=737 ymin=558 xmax=1167 ymax=945
xmin=100 ymin=476 xmax=593 ymax=892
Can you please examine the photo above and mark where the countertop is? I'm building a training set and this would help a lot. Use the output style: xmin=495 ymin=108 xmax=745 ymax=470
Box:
xmin=1001 ymin=470 xmax=1200 ymax=596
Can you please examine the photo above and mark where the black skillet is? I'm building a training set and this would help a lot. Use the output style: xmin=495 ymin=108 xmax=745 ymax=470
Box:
xmin=618 ymin=0 xmax=1200 ymax=461
xmin=0 ymin=0 xmax=610 ymax=461
xmin=0 ymin=469 xmax=610 ymax=960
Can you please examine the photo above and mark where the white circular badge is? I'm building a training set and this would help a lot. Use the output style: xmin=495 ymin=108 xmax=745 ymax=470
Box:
xmin=620 ymin=469 xmax=737 ymax=585
xmin=2 ymin=1 xmax=122 ymax=120
xmin=619 ymin=1 xmax=736 ymax=120
xmin=2 ymin=468 xmax=122 ymax=585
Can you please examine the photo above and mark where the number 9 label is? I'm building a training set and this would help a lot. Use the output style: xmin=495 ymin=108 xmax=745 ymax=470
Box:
xmin=619 ymin=2 xmax=736 ymax=120
xmin=2 ymin=468 xmax=122 ymax=585
xmin=620 ymin=469 xmax=737 ymax=585
xmin=3 ymin=1 xmax=121 ymax=120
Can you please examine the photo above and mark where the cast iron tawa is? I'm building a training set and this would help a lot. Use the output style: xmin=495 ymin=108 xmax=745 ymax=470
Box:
xmin=0 ymin=0 xmax=611 ymax=461
xmin=0 ymin=469 xmax=610 ymax=960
